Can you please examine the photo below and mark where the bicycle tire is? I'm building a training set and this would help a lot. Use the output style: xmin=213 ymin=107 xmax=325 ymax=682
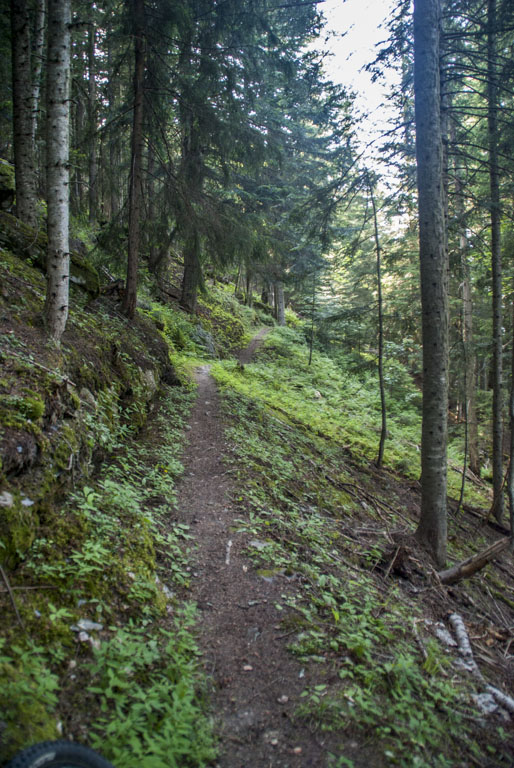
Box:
xmin=5 ymin=741 xmax=115 ymax=768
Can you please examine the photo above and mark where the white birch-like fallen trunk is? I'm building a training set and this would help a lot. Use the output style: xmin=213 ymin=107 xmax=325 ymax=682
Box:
xmin=448 ymin=612 xmax=514 ymax=716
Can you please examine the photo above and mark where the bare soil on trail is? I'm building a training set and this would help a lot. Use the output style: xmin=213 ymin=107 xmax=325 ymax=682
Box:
xmin=176 ymin=330 xmax=344 ymax=768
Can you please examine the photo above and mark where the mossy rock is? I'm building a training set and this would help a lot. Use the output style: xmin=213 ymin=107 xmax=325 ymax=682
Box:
xmin=0 ymin=211 xmax=100 ymax=296
xmin=0 ymin=159 xmax=15 ymax=210
xmin=0 ymin=490 xmax=39 ymax=567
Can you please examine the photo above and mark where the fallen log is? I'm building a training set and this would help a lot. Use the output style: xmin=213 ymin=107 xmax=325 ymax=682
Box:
xmin=438 ymin=537 xmax=511 ymax=585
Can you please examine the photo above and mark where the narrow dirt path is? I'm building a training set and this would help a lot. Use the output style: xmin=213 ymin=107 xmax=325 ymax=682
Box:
xmin=176 ymin=329 xmax=331 ymax=768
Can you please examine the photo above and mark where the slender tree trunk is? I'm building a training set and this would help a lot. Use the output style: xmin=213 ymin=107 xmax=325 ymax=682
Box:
xmin=267 ymin=281 xmax=274 ymax=308
xmin=107 ymin=42 xmax=119 ymax=219
xmin=147 ymin=148 xmax=157 ymax=267
xmin=11 ymin=0 xmax=37 ymax=227
xmin=508 ymin=302 xmax=514 ymax=549
xmin=181 ymin=232 xmax=201 ymax=313
xmin=234 ymin=264 xmax=243 ymax=297
xmin=30 ymin=0 xmax=45 ymax=151
xmin=87 ymin=19 xmax=98 ymax=225
xmin=308 ymin=271 xmax=316 ymax=367
xmin=488 ymin=0 xmax=503 ymax=522
xmin=122 ymin=0 xmax=145 ymax=318
xmin=245 ymin=270 xmax=253 ymax=307
xmin=461 ymin=242 xmax=479 ymax=472
xmin=45 ymin=0 xmax=71 ymax=343
xmin=451 ymin=114 xmax=479 ymax=475
xmin=71 ymin=44 xmax=85 ymax=216
xmin=275 ymin=281 xmax=285 ymax=326
xmin=413 ymin=0 xmax=448 ymax=567
xmin=369 ymin=177 xmax=387 ymax=468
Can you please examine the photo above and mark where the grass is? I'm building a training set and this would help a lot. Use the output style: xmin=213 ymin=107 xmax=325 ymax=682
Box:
xmin=210 ymin=328 xmax=511 ymax=767
xmin=212 ymin=326 xmax=490 ymax=509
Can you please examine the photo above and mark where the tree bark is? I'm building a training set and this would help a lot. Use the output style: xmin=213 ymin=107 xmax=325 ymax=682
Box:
xmin=508 ymin=303 xmax=514 ymax=550
xmin=488 ymin=0 xmax=503 ymax=522
xmin=87 ymin=18 xmax=98 ymax=224
xmin=180 ymin=232 xmax=202 ymax=313
xmin=45 ymin=0 xmax=71 ymax=343
xmin=245 ymin=270 xmax=253 ymax=307
xmin=31 ymin=0 xmax=45 ymax=148
xmin=369 ymin=176 xmax=387 ymax=468
xmin=11 ymin=0 xmax=37 ymax=227
xmin=107 ymin=41 xmax=119 ymax=219
xmin=122 ymin=0 xmax=145 ymax=318
xmin=438 ymin=537 xmax=510 ymax=584
xmin=275 ymin=281 xmax=285 ymax=326
xmin=413 ymin=0 xmax=448 ymax=567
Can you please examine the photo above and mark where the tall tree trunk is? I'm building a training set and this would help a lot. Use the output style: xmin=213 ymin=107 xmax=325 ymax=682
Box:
xmin=275 ymin=281 xmax=285 ymax=326
xmin=122 ymin=0 xmax=145 ymax=318
xmin=72 ymin=98 xmax=84 ymax=214
xmin=508 ymin=302 xmax=514 ymax=550
xmin=488 ymin=0 xmax=503 ymax=522
xmin=87 ymin=18 xmax=98 ymax=225
xmin=369 ymin=176 xmax=387 ymax=468
xmin=308 ymin=271 xmax=316 ymax=367
xmin=461 ymin=239 xmax=479 ymax=472
xmin=413 ymin=0 xmax=448 ymax=567
xmin=451 ymin=117 xmax=479 ymax=475
xmin=11 ymin=0 xmax=37 ymax=227
xmin=30 ymin=0 xmax=45 ymax=158
xmin=107 ymin=41 xmax=119 ymax=219
xmin=147 ymin=148 xmax=157 ymax=268
xmin=45 ymin=0 xmax=71 ymax=343
xmin=245 ymin=270 xmax=253 ymax=307
xmin=234 ymin=264 xmax=243 ymax=297
xmin=181 ymin=232 xmax=201 ymax=313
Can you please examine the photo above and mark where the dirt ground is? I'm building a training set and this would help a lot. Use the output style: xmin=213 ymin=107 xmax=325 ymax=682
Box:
xmin=177 ymin=330 xmax=348 ymax=768
xmin=175 ymin=329 xmax=514 ymax=768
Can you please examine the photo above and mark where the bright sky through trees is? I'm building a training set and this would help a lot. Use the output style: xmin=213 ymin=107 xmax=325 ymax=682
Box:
xmin=321 ymin=0 xmax=398 ymax=158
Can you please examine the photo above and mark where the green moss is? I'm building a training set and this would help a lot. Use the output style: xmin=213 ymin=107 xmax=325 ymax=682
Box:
xmin=0 ymin=642 xmax=59 ymax=759
xmin=0 ymin=391 xmax=45 ymax=430
xmin=0 ymin=491 xmax=39 ymax=566
xmin=0 ymin=158 xmax=15 ymax=196
xmin=0 ymin=211 xmax=99 ymax=295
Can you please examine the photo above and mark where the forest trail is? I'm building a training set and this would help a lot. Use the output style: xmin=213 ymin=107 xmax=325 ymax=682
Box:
xmin=177 ymin=329 xmax=332 ymax=768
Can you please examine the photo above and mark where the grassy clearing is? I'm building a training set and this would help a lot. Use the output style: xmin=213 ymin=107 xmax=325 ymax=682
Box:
xmin=211 ymin=328 xmax=511 ymax=767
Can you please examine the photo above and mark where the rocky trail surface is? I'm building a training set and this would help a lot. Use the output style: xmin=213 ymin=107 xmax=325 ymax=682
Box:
xmin=177 ymin=330 xmax=336 ymax=768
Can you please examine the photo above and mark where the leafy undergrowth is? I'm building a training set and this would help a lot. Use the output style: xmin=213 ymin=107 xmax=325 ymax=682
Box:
xmin=144 ymin=282 xmax=270 ymax=365
xmin=1 ymin=250 xmax=253 ymax=764
xmin=212 ymin=326 xmax=490 ymax=508
xmin=211 ymin=327 xmax=514 ymax=767
xmin=0 ymin=385 xmax=216 ymax=766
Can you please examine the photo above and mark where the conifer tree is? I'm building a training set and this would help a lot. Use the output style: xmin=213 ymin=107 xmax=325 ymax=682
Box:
xmin=413 ymin=0 xmax=448 ymax=567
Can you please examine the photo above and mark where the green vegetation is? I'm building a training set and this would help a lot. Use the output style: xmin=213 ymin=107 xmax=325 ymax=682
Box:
xmin=213 ymin=327 xmax=489 ymax=508
xmin=0 ymin=249 xmax=236 ymax=764
xmin=0 ymin=240 xmax=511 ymax=766
xmin=210 ymin=326 xmax=511 ymax=767
xmin=0 ymin=384 xmax=216 ymax=765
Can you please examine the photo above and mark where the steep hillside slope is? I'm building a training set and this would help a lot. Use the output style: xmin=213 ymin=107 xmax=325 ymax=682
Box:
xmin=0 ymin=245 xmax=255 ymax=763
xmin=210 ymin=327 xmax=514 ymax=766
xmin=1 ymin=243 xmax=513 ymax=767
